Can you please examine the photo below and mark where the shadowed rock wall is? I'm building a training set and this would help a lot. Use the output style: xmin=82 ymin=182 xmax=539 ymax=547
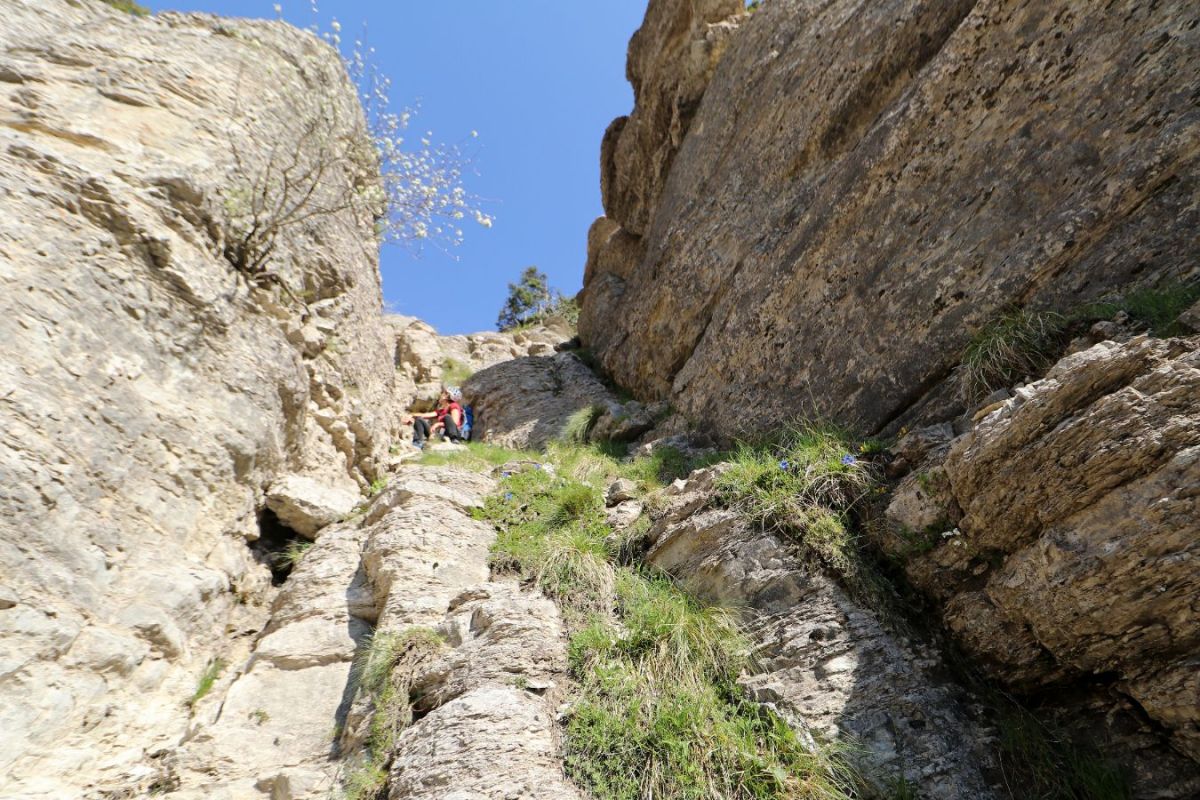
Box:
xmin=580 ymin=0 xmax=1200 ymax=436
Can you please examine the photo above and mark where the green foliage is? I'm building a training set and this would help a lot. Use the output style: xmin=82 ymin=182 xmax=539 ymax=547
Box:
xmin=713 ymin=423 xmax=892 ymax=611
xmin=343 ymin=627 xmax=446 ymax=799
xmin=188 ymin=658 xmax=226 ymax=708
xmin=715 ymin=423 xmax=872 ymax=530
xmin=960 ymin=282 xmax=1200 ymax=401
xmin=889 ymin=775 xmax=921 ymax=800
xmin=550 ymin=294 xmax=581 ymax=328
xmin=496 ymin=266 xmax=553 ymax=331
xmin=100 ymin=0 xmax=150 ymax=16
xmin=440 ymin=358 xmax=474 ymax=387
xmin=273 ymin=539 xmax=312 ymax=571
xmin=995 ymin=707 xmax=1130 ymax=800
xmin=367 ymin=477 xmax=388 ymax=497
xmin=496 ymin=266 xmax=578 ymax=331
xmin=248 ymin=709 xmax=270 ymax=725
xmin=559 ymin=404 xmax=606 ymax=444
xmin=1074 ymin=282 xmax=1200 ymax=338
xmin=342 ymin=758 xmax=388 ymax=800
xmin=541 ymin=440 xmax=718 ymax=495
xmin=959 ymin=309 xmax=1068 ymax=402
xmin=476 ymin=440 xmax=864 ymax=800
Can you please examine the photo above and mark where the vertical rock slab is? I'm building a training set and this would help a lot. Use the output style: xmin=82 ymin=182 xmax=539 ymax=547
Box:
xmin=883 ymin=336 xmax=1200 ymax=791
xmin=580 ymin=0 xmax=1200 ymax=435
xmin=0 ymin=1 xmax=402 ymax=796
xmin=646 ymin=470 xmax=1001 ymax=798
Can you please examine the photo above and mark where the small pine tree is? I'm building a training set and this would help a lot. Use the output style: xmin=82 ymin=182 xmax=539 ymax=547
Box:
xmin=496 ymin=266 xmax=553 ymax=331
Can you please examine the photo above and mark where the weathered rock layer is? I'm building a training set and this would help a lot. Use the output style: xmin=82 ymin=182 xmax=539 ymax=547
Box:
xmin=884 ymin=336 xmax=1200 ymax=794
xmin=581 ymin=0 xmax=1200 ymax=436
xmin=0 ymin=1 xmax=400 ymax=795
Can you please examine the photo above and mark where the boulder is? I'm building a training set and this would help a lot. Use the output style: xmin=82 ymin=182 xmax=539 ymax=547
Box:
xmin=0 ymin=1 xmax=404 ymax=794
xmin=266 ymin=474 xmax=361 ymax=539
xmin=463 ymin=353 xmax=619 ymax=449
xmin=645 ymin=469 xmax=1002 ymax=798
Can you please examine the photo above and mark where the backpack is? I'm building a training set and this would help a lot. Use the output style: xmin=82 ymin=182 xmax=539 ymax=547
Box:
xmin=461 ymin=405 xmax=474 ymax=441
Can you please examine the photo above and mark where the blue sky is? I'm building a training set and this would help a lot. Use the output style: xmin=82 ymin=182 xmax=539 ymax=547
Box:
xmin=142 ymin=0 xmax=647 ymax=333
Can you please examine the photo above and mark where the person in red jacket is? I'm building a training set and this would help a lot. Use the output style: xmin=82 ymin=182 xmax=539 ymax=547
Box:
xmin=404 ymin=387 xmax=465 ymax=448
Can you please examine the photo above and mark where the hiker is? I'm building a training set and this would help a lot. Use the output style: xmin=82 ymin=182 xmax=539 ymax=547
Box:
xmin=404 ymin=387 xmax=465 ymax=448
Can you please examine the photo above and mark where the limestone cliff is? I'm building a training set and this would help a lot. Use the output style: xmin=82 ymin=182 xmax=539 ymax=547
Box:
xmin=0 ymin=1 xmax=401 ymax=795
xmin=4 ymin=0 xmax=1198 ymax=798
xmin=577 ymin=0 xmax=1199 ymax=796
xmin=581 ymin=0 xmax=1199 ymax=436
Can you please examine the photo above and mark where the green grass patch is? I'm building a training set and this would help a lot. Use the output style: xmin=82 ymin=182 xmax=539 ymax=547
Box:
xmin=100 ymin=0 xmax=150 ymax=15
xmin=342 ymin=627 xmax=446 ymax=800
xmin=1073 ymin=281 xmax=1200 ymax=338
xmin=440 ymin=358 xmax=474 ymax=387
xmin=476 ymin=440 xmax=864 ymax=800
xmin=418 ymin=441 xmax=535 ymax=471
xmin=712 ymin=423 xmax=894 ymax=613
xmin=960 ymin=283 xmax=1199 ymax=401
xmin=187 ymin=658 xmax=226 ymax=708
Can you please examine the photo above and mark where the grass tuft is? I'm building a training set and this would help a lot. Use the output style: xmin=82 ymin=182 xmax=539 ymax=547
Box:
xmin=440 ymin=358 xmax=474 ymax=387
xmin=715 ymin=423 xmax=872 ymax=531
xmin=995 ymin=707 xmax=1131 ymax=800
xmin=476 ymin=438 xmax=865 ymax=800
xmin=273 ymin=539 xmax=312 ymax=571
xmin=1074 ymin=281 xmax=1200 ymax=338
xmin=559 ymin=403 xmax=606 ymax=444
xmin=959 ymin=282 xmax=1200 ymax=401
xmin=712 ymin=423 xmax=894 ymax=615
xmin=187 ymin=658 xmax=226 ymax=708
xmin=959 ymin=309 xmax=1067 ymax=402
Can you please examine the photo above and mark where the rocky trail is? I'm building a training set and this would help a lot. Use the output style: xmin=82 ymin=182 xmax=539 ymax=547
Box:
xmin=159 ymin=461 xmax=580 ymax=799
xmin=2 ymin=0 xmax=1198 ymax=798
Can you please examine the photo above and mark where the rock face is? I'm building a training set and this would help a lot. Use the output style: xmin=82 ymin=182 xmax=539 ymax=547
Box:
xmin=389 ymin=314 xmax=575 ymax=409
xmin=0 ymin=1 xmax=403 ymax=795
xmin=580 ymin=0 xmax=1200 ymax=437
xmin=646 ymin=468 xmax=1002 ymax=799
xmin=463 ymin=352 xmax=621 ymax=449
xmin=160 ymin=463 xmax=580 ymax=799
xmin=600 ymin=0 xmax=743 ymax=237
xmin=884 ymin=335 xmax=1200 ymax=794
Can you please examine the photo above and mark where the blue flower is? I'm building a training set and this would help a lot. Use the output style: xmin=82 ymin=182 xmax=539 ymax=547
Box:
xmin=778 ymin=460 xmax=790 ymax=470
xmin=504 ymin=492 xmax=513 ymax=501
xmin=500 ymin=471 xmax=512 ymax=478
xmin=841 ymin=454 xmax=857 ymax=466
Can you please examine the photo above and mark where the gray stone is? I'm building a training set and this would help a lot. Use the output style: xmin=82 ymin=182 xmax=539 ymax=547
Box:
xmin=1178 ymin=300 xmax=1200 ymax=333
xmin=464 ymin=353 xmax=619 ymax=449
xmin=266 ymin=474 xmax=361 ymax=539
xmin=604 ymin=478 xmax=640 ymax=506
xmin=387 ymin=686 xmax=582 ymax=800
xmin=0 ymin=1 xmax=405 ymax=794
xmin=646 ymin=469 xmax=1001 ymax=799
xmin=880 ymin=336 xmax=1200 ymax=789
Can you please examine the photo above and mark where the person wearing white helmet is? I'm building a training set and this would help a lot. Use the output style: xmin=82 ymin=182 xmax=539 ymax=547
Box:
xmin=403 ymin=387 xmax=465 ymax=448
